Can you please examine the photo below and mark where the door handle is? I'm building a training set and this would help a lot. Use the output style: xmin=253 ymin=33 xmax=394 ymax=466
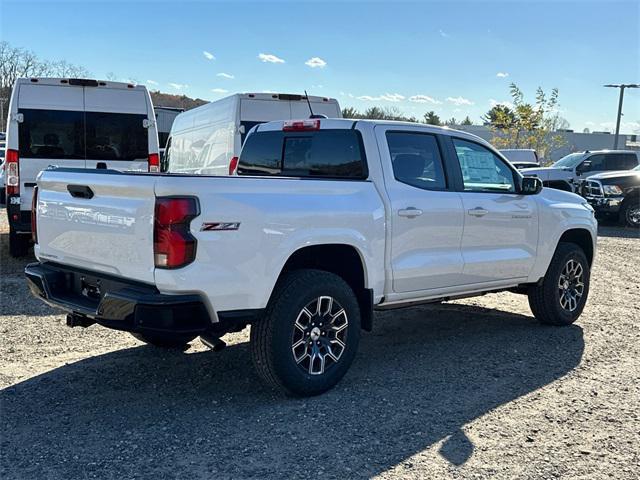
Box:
xmin=467 ymin=207 xmax=488 ymax=217
xmin=398 ymin=207 xmax=423 ymax=218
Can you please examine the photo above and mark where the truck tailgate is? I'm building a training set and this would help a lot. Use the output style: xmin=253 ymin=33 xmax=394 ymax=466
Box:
xmin=35 ymin=169 xmax=157 ymax=283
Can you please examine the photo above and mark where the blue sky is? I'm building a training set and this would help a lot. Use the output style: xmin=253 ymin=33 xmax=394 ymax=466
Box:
xmin=2 ymin=0 xmax=639 ymax=133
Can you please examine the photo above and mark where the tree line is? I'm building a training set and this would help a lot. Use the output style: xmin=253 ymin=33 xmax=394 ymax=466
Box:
xmin=342 ymin=106 xmax=474 ymax=127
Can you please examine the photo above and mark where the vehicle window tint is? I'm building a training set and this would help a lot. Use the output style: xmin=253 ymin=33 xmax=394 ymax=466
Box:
xmin=18 ymin=109 xmax=84 ymax=159
xmin=611 ymin=153 xmax=637 ymax=170
xmin=238 ymin=129 xmax=367 ymax=178
xmin=237 ymin=130 xmax=283 ymax=175
xmin=584 ymin=154 xmax=605 ymax=171
xmin=452 ymin=138 xmax=516 ymax=193
xmin=240 ymin=121 xmax=265 ymax=145
xmin=386 ymin=132 xmax=446 ymax=190
xmin=85 ymin=112 xmax=148 ymax=161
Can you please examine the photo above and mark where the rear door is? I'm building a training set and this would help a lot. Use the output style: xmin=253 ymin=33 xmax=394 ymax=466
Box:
xmin=84 ymin=87 xmax=150 ymax=171
xmin=17 ymin=83 xmax=86 ymax=210
xmin=375 ymin=126 xmax=465 ymax=292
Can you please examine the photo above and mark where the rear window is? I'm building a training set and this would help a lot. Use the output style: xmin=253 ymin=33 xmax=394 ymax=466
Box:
xmin=238 ymin=129 xmax=367 ymax=179
xmin=18 ymin=109 xmax=148 ymax=160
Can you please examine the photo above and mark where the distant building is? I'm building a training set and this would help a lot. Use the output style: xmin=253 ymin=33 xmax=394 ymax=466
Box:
xmin=455 ymin=125 xmax=640 ymax=162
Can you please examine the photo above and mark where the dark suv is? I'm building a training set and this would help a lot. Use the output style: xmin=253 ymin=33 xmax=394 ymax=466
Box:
xmin=582 ymin=165 xmax=640 ymax=227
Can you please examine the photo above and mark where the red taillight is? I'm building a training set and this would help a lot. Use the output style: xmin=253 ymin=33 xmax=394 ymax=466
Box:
xmin=148 ymin=153 xmax=160 ymax=173
xmin=31 ymin=186 xmax=38 ymax=243
xmin=228 ymin=156 xmax=239 ymax=175
xmin=283 ymin=119 xmax=321 ymax=131
xmin=153 ymin=197 xmax=199 ymax=269
xmin=6 ymin=149 xmax=19 ymax=195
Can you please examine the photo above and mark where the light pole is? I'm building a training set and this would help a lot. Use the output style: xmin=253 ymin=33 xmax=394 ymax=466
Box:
xmin=603 ymin=84 xmax=639 ymax=149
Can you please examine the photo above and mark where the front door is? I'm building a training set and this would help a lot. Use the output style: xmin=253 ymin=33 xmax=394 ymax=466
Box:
xmin=375 ymin=126 xmax=465 ymax=293
xmin=450 ymin=137 xmax=538 ymax=284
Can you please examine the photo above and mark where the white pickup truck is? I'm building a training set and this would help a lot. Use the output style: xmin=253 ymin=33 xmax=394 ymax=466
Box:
xmin=26 ymin=119 xmax=597 ymax=396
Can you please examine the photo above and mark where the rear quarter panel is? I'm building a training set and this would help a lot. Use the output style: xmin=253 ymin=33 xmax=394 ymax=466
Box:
xmin=153 ymin=176 xmax=386 ymax=314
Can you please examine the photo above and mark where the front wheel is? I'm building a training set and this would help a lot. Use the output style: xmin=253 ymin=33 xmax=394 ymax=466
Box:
xmin=528 ymin=242 xmax=590 ymax=326
xmin=250 ymin=269 xmax=361 ymax=396
xmin=620 ymin=196 xmax=640 ymax=228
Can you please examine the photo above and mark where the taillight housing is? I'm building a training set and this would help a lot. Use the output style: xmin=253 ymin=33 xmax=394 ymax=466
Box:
xmin=31 ymin=186 xmax=38 ymax=243
xmin=228 ymin=156 xmax=239 ymax=175
xmin=148 ymin=153 xmax=160 ymax=173
xmin=153 ymin=197 xmax=199 ymax=269
xmin=6 ymin=149 xmax=19 ymax=195
xmin=283 ymin=119 xmax=320 ymax=131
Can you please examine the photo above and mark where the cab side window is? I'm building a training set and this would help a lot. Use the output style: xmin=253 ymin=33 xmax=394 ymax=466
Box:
xmin=452 ymin=138 xmax=517 ymax=193
xmin=386 ymin=132 xmax=447 ymax=190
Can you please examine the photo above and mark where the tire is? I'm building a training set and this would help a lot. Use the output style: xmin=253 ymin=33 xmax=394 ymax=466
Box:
xmin=528 ymin=242 xmax=590 ymax=326
xmin=619 ymin=196 xmax=640 ymax=228
xmin=9 ymin=227 xmax=30 ymax=258
xmin=250 ymin=269 xmax=361 ymax=397
xmin=130 ymin=332 xmax=196 ymax=349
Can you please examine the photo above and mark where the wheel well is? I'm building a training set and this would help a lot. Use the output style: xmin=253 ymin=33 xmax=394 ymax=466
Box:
xmin=558 ymin=229 xmax=594 ymax=265
xmin=278 ymin=244 xmax=373 ymax=331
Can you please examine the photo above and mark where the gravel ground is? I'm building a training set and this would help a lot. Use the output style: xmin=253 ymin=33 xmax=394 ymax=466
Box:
xmin=1 ymin=210 xmax=639 ymax=479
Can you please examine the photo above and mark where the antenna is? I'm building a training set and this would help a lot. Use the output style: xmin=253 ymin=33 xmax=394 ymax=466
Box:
xmin=304 ymin=90 xmax=328 ymax=119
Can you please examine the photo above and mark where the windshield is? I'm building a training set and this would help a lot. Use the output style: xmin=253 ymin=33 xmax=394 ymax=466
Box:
xmin=552 ymin=152 xmax=585 ymax=168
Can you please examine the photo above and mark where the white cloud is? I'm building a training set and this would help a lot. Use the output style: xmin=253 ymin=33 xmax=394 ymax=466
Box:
xmin=305 ymin=57 xmax=327 ymax=68
xmin=146 ymin=79 xmax=158 ymax=86
xmin=489 ymin=98 xmax=514 ymax=109
xmin=409 ymin=95 xmax=442 ymax=104
xmin=446 ymin=96 xmax=474 ymax=106
xmin=496 ymin=72 xmax=509 ymax=78
xmin=439 ymin=29 xmax=450 ymax=38
xmin=211 ymin=88 xmax=228 ymax=93
xmin=311 ymin=84 xmax=324 ymax=89
xmin=203 ymin=51 xmax=215 ymax=60
xmin=258 ymin=53 xmax=285 ymax=63
xmin=216 ymin=73 xmax=234 ymax=79
xmin=169 ymin=83 xmax=188 ymax=90
xmin=357 ymin=93 xmax=405 ymax=102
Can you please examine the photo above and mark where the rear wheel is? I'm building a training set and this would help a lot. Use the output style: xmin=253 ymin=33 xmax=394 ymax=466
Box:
xmin=250 ymin=269 xmax=361 ymax=396
xmin=620 ymin=196 xmax=640 ymax=228
xmin=528 ymin=242 xmax=590 ymax=326
xmin=9 ymin=227 xmax=30 ymax=258
xmin=130 ymin=332 xmax=196 ymax=349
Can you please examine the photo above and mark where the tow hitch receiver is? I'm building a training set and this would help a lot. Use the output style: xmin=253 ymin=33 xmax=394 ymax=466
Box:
xmin=66 ymin=313 xmax=95 ymax=328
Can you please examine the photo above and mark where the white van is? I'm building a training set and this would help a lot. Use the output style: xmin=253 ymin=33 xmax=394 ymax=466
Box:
xmin=499 ymin=149 xmax=540 ymax=165
xmin=165 ymin=93 xmax=341 ymax=175
xmin=4 ymin=78 xmax=160 ymax=256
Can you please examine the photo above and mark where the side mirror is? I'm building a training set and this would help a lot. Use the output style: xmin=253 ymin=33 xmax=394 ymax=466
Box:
xmin=576 ymin=160 xmax=591 ymax=175
xmin=521 ymin=176 xmax=543 ymax=195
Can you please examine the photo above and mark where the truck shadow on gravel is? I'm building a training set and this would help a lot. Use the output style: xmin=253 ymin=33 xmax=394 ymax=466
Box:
xmin=1 ymin=303 xmax=584 ymax=479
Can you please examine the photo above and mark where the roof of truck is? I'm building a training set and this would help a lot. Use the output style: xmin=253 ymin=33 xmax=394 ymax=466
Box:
xmin=16 ymin=77 xmax=148 ymax=91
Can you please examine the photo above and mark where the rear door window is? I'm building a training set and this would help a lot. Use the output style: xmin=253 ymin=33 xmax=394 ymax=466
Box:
xmin=18 ymin=109 xmax=148 ymax=161
xmin=238 ymin=129 xmax=367 ymax=179
xmin=18 ymin=109 xmax=84 ymax=159
xmin=85 ymin=112 xmax=148 ymax=160
xmin=386 ymin=131 xmax=447 ymax=190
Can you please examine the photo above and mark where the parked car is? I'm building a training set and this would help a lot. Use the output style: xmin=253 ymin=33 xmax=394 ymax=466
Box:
xmin=26 ymin=119 xmax=597 ymax=396
xmin=582 ymin=164 xmax=640 ymax=227
xmin=165 ymin=93 xmax=341 ymax=175
xmin=499 ymin=148 xmax=540 ymax=165
xmin=522 ymin=150 xmax=640 ymax=192
xmin=4 ymin=77 xmax=160 ymax=257
xmin=511 ymin=161 xmax=541 ymax=170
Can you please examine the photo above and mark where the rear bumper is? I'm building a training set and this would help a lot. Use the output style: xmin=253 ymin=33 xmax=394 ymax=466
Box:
xmin=6 ymin=200 xmax=31 ymax=232
xmin=25 ymin=262 xmax=213 ymax=335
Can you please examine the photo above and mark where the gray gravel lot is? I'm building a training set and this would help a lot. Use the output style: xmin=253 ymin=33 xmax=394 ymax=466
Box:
xmin=1 ymin=210 xmax=639 ymax=479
